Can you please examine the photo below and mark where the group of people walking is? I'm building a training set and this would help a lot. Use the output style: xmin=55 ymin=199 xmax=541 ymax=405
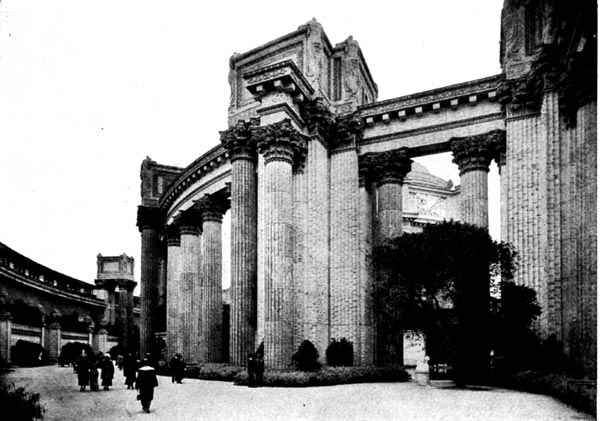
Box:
xmin=74 ymin=351 xmax=115 ymax=392
xmin=74 ymin=351 xmax=159 ymax=413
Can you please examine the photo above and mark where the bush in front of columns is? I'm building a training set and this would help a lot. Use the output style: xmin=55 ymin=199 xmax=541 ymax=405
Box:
xmin=292 ymin=340 xmax=321 ymax=372
xmin=232 ymin=366 xmax=410 ymax=387
xmin=326 ymin=338 xmax=354 ymax=367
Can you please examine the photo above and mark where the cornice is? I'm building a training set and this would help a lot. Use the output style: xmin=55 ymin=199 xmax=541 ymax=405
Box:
xmin=358 ymin=74 xmax=502 ymax=125
xmin=0 ymin=266 xmax=105 ymax=308
xmin=243 ymin=59 xmax=314 ymax=102
xmin=159 ymin=144 xmax=230 ymax=212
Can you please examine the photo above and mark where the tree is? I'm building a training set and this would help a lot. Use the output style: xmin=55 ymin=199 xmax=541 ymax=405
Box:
xmin=373 ymin=220 xmax=518 ymax=385
xmin=490 ymin=281 xmax=541 ymax=373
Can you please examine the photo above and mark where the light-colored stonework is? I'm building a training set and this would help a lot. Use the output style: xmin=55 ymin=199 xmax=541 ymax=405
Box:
xmin=137 ymin=2 xmax=596 ymax=377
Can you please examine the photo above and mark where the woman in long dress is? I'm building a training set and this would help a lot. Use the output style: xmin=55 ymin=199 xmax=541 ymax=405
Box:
xmin=123 ymin=353 xmax=137 ymax=390
xmin=76 ymin=351 xmax=90 ymax=392
xmin=101 ymin=355 xmax=115 ymax=390
xmin=89 ymin=357 xmax=100 ymax=391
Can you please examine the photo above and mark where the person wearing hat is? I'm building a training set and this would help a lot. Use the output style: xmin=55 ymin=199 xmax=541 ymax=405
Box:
xmin=135 ymin=359 xmax=159 ymax=413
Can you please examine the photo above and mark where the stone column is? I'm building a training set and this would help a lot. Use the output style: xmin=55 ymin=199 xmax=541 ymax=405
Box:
xmin=47 ymin=322 xmax=61 ymax=362
xmin=178 ymin=208 xmax=202 ymax=364
xmin=165 ymin=225 xmax=181 ymax=361
xmin=221 ymin=120 xmax=258 ymax=366
xmin=494 ymin=141 xmax=507 ymax=242
xmin=0 ymin=312 xmax=12 ymax=364
xmin=451 ymin=131 xmax=503 ymax=228
xmin=360 ymin=148 xmax=412 ymax=366
xmin=197 ymin=195 xmax=228 ymax=363
xmin=97 ymin=328 xmax=108 ymax=354
xmin=358 ymin=174 xmax=375 ymax=365
xmin=136 ymin=205 xmax=163 ymax=356
xmin=370 ymin=149 xmax=412 ymax=242
xmin=256 ymin=119 xmax=307 ymax=369
xmin=117 ymin=279 xmax=135 ymax=352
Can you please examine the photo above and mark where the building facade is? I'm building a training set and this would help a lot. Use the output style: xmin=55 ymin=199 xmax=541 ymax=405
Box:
xmin=137 ymin=1 xmax=596 ymax=376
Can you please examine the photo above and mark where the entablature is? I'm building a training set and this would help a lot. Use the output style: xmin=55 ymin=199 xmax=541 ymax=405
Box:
xmin=358 ymin=74 xmax=502 ymax=128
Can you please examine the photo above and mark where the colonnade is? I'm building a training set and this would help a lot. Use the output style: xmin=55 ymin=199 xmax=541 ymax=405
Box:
xmin=138 ymin=120 xmax=506 ymax=368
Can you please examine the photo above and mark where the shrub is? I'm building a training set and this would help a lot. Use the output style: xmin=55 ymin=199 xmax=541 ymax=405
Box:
xmin=494 ymin=370 xmax=596 ymax=416
xmin=11 ymin=341 xmax=48 ymax=367
xmin=326 ymin=338 xmax=354 ymax=367
xmin=0 ymin=381 xmax=45 ymax=420
xmin=234 ymin=366 xmax=410 ymax=387
xmin=58 ymin=342 xmax=92 ymax=367
xmin=292 ymin=340 xmax=321 ymax=372
xmin=185 ymin=363 xmax=244 ymax=381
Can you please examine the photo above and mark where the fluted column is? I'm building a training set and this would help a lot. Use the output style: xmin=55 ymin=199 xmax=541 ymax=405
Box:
xmin=221 ymin=119 xmax=258 ymax=366
xmin=197 ymin=195 xmax=228 ymax=363
xmin=360 ymin=148 xmax=412 ymax=366
xmin=136 ymin=205 xmax=163 ymax=357
xmin=494 ymin=143 xmax=507 ymax=242
xmin=256 ymin=119 xmax=307 ymax=369
xmin=165 ymin=225 xmax=181 ymax=361
xmin=451 ymin=130 xmax=505 ymax=228
xmin=177 ymin=207 xmax=202 ymax=364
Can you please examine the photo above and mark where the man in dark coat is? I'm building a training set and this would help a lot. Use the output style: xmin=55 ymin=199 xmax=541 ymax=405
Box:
xmin=76 ymin=351 xmax=90 ymax=391
xmin=135 ymin=359 xmax=158 ymax=413
xmin=255 ymin=352 xmax=264 ymax=387
xmin=101 ymin=355 xmax=115 ymax=390
xmin=247 ymin=353 xmax=256 ymax=387
xmin=170 ymin=353 xmax=185 ymax=384
xmin=123 ymin=353 xmax=137 ymax=390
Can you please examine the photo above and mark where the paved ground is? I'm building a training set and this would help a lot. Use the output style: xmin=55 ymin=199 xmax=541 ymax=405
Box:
xmin=1 ymin=364 xmax=594 ymax=421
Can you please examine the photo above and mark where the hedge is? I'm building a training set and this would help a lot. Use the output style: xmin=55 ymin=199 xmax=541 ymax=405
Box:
xmin=495 ymin=370 xmax=596 ymax=417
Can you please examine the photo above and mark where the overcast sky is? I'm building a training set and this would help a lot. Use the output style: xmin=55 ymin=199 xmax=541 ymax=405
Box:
xmin=0 ymin=1 xmax=503 ymax=293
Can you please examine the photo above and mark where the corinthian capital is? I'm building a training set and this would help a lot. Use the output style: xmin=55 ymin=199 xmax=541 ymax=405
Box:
xmin=450 ymin=129 xmax=506 ymax=175
xmin=360 ymin=148 xmax=412 ymax=186
xmin=255 ymin=119 xmax=308 ymax=165
xmin=330 ymin=113 xmax=364 ymax=149
xmin=300 ymin=97 xmax=336 ymax=137
xmin=195 ymin=193 xmax=229 ymax=223
xmin=220 ymin=118 xmax=260 ymax=161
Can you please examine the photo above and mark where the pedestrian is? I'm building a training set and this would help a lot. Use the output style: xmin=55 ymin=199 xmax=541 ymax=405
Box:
xmin=170 ymin=353 xmax=185 ymax=384
xmin=123 ymin=353 xmax=137 ymax=390
xmin=255 ymin=352 xmax=264 ymax=387
xmin=247 ymin=353 xmax=256 ymax=388
xmin=76 ymin=350 xmax=90 ymax=392
xmin=101 ymin=355 xmax=115 ymax=390
xmin=89 ymin=356 xmax=100 ymax=391
xmin=117 ymin=354 xmax=124 ymax=371
xmin=135 ymin=358 xmax=158 ymax=413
